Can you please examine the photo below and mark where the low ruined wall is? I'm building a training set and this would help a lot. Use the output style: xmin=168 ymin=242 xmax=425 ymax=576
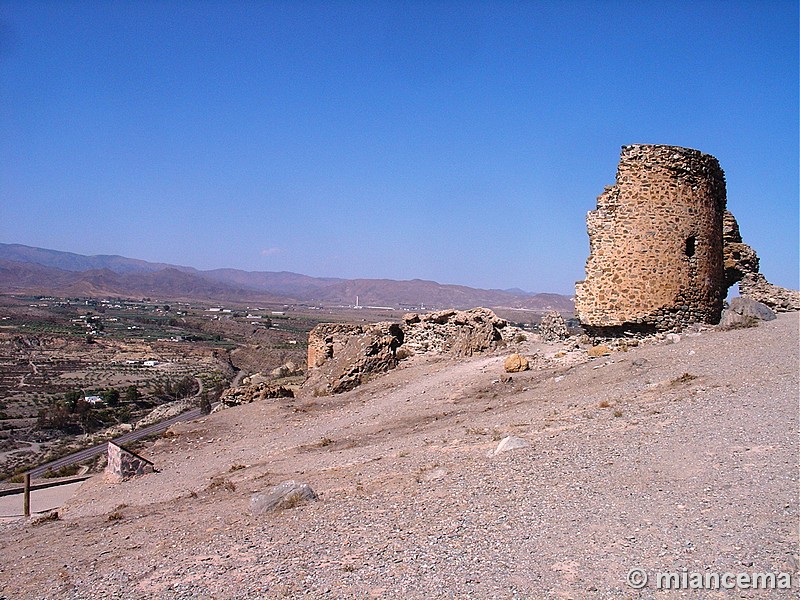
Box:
xmin=303 ymin=308 xmax=515 ymax=396
xmin=723 ymin=210 xmax=800 ymax=312
xmin=306 ymin=323 xmax=364 ymax=371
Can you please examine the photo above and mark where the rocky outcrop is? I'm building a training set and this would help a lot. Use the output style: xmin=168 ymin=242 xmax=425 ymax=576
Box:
xmin=270 ymin=361 xmax=303 ymax=379
xmin=538 ymin=311 xmax=569 ymax=342
xmin=722 ymin=210 xmax=760 ymax=289
xmin=722 ymin=211 xmax=799 ymax=312
xmin=212 ymin=348 xmax=238 ymax=378
xmin=135 ymin=399 xmax=194 ymax=429
xmin=738 ymin=273 xmax=800 ymax=313
xmin=304 ymin=308 xmax=517 ymax=396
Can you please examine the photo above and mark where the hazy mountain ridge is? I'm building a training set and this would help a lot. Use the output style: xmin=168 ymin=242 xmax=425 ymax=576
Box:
xmin=0 ymin=243 xmax=573 ymax=312
xmin=0 ymin=243 xmax=198 ymax=275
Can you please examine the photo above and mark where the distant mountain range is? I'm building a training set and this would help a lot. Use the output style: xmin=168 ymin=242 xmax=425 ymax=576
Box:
xmin=0 ymin=243 xmax=574 ymax=313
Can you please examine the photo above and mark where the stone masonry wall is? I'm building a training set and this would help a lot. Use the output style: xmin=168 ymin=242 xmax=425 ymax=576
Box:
xmin=723 ymin=210 xmax=800 ymax=312
xmin=575 ymin=144 xmax=727 ymax=333
xmin=106 ymin=442 xmax=155 ymax=482
xmin=303 ymin=308 xmax=516 ymax=396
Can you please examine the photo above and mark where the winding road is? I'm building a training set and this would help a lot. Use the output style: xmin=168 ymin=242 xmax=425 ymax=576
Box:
xmin=27 ymin=377 xmax=215 ymax=479
xmin=28 ymin=405 xmax=210 ymax=478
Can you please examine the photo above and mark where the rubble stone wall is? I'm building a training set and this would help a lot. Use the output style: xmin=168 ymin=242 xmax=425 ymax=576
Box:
xmin=303 ymin=308 xmax=516 ymax=396
xmin=306 ymin=323 xmax=365 ymax=371
xmin=575 ymin=144 xmax=727 ymax=333
xmin=722 ymin=210 xmax=800 ymax=312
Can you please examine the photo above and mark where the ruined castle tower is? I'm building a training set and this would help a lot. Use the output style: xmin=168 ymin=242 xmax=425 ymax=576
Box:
xmin=575 ymin=144 xmax=728 ymax=334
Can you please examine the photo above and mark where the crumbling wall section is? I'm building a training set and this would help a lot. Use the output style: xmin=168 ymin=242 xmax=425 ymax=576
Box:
xmin=304 ymin=322 xmax=404 ymax=396
xmin=723 ymin=210 xmax=800 ymax=312
xmin=303 ymin=308 xmax=516 ymax=396
xmin=306 ymin=323 xmax=365 ymax=371
xmin=575 ymin=144 xmax=727 ymax=333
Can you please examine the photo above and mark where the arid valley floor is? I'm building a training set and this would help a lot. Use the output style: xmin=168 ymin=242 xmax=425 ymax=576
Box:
xmin=1 ymin=312 xmax=798 ymax=599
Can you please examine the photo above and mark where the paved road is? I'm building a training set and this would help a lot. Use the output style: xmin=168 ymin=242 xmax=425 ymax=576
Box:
xmin=28 ymin=405 xmax=210 ymax=479
xmin=27 ymin=376 xmax=213 ymax=479
xmin=0 ymin=481 xmax=86 ymax=520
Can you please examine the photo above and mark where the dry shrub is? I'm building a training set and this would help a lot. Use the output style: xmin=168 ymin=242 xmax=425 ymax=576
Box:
xmin=207 ymin=477 xmax=236 ymax=492
xmin=281 ymin=491 xmax=306 ymax=509
xmin=395 ymin=347 xmax=413 ymax=360
xmin=672 ymin=373 xmax=698 ymax=385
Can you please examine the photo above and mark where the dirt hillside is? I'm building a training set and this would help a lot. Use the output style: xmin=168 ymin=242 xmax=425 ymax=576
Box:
xmin=1 ymin=313 xmax=798 ymax=599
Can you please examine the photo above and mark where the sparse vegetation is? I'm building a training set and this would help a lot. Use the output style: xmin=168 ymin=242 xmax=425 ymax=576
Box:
xmin=43 ymin=464 xmax=81 ymax=478
xmin=207 ymin=477 xmax=236 ymax=492
xmin=672 ymin=372 xmax=698 ymax=385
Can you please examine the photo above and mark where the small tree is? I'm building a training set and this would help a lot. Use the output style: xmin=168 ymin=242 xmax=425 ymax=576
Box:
xmin=103 ymin=388 xmax=120 ymax=406
xmin=124 ymin=385 xmax=141 ymax=403
xmin=64 ymin=391 xmax=82 ymax=413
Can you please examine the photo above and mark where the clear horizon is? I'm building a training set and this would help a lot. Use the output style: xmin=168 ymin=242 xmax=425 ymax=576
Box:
xmin=2 ymin=1 xmax=798 ymax=295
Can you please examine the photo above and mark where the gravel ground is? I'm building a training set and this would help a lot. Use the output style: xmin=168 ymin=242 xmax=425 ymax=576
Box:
xmin=1 ymin=312 xmax=797 ymax=599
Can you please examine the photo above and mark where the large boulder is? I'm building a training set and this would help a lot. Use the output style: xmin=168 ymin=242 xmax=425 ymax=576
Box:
xmin=492 ymin=436 xmax=531 ymax=455
xmin=729 ymin=296 xmax=776 ymax=321
xmin=504 ymin=354 xmax=529 ymax=373
xmin=250 ymin=480 xmax=317 ymax=514
xmin=718 ymin=297 xmax=778 ymax=330
xmin=587 ymin=344 xmax=611 ymax=358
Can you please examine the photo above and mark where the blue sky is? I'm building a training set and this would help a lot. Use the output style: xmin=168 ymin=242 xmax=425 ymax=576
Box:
xmin=1 ymin=0 xmax=797 ymax=294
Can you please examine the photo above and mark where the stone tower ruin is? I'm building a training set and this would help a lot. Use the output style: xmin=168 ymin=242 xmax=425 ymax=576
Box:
xmin=575 ymin=144 xmax=799 ymax=335
xmin=575 ymin=144 xmax=727 ymax=334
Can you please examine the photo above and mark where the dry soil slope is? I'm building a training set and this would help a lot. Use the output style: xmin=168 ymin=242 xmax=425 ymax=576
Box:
xmin=0 ymin=313 xmax=798 ymax=599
